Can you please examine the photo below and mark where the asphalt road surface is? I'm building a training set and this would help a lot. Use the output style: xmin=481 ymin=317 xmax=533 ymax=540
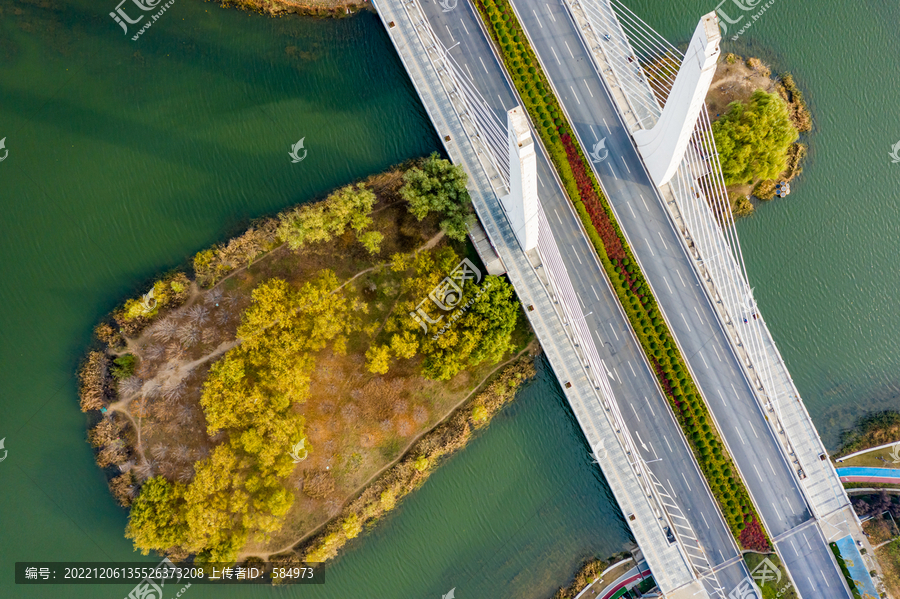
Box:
xmin=506 ymin=0 xmax=849 ymax=596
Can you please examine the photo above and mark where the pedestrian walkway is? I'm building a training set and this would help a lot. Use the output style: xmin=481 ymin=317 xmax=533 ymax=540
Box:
xmin=837 ymin=467 xmax=900 ymax=485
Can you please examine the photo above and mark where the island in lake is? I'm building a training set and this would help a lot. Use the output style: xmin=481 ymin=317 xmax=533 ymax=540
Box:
xmin=80 ymin=155 xmax=535 ymax=566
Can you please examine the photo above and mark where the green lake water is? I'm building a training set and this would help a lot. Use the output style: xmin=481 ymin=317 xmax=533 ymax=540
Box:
xmin=0 ymin=0 xmax=898 ymax=597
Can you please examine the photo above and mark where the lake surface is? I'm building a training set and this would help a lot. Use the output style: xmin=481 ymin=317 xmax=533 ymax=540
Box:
xmin=0 ymin=0 xmax=898 ymax=597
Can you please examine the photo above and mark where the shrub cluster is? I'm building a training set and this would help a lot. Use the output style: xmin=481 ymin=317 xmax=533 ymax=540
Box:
xmin=114 ymin=272 xmax=191 ymax=336
xmin=473 ymin=0 xmax=768 ymax=550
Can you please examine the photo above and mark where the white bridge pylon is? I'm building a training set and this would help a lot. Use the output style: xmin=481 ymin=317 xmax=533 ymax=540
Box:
xmin=500 ymin=107 xmax=540 ymax=253
xmin=632 ymin=12 xmax=721 ymax=187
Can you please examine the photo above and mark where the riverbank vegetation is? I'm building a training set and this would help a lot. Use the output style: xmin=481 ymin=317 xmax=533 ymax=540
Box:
xmin=216 ymin=0 xmax=369 ymax=18
xmin=472 ymin=0 xmax=769 ymax=552
xmin=548 ymin=553 xmax=633 ymax=599
xmin=708 ymin=55 xmax=812 ymax=216
xmin=834 ymin=411 xmax=900 ymax=459
xmin=79 ymin=158 xmax=534 ymax=564
xmin=877 ymin=540 xmax=900 ymax=598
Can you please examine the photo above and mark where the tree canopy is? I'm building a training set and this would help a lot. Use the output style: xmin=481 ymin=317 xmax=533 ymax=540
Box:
xmin=127 ymin=271 xmax=360 ymax=562
xmin=277 ymin=183 xmax=381 ymax=253
xmin=711 ymin=90 xmax=799 ymax=186
xmin=400 ymin=153 xmax=473 ymax=241
xmin=366 ymin=247 xmax=519 ymax=380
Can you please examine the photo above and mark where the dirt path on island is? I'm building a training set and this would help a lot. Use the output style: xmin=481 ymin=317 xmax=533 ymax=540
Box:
xmin=111 ymin=230 xmax=446 ymax=467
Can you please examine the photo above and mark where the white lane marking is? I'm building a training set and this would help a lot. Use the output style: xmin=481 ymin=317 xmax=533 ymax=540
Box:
xmin=712 ymin=344 xmax=722 ymax=362
xmin=446 ymin=25 xmax=455 ymax=41
xmin=645 ymin=396 xmax=655 ymax=417
xmin=479 ymin=56 xmax=489 ymax=73
xmin=753 ymin=463 xmax=763 ymax=482
xmin=607 ymin=162 xmax=617 ymax=180
xmin=578 ymin=294 xmax=585 ymax=308
xmin=719 ymin=549 xmax=726 ymax=562
xmin=631 ymin=402 xmax=640 ymax=421
xmin=731 ymin=383 xmax=740 ymax=402
xmin=571 ymin=245 xmax=582 ymax=264
xmin=693 ymin=306 xmax=704 ymax=324
xmin=639 ymin=193 xmax=649 ymax=211
xmin=790 ymin=539 xmax=799 ymax=557
xmin=465 ymin=63 xmax=474 ymax=80
xmin=698 ymin=350 xmax=709 ymax=369
xmin=628 ymin=361 xmax=636 ymax=377
xmin=608 ymin=322 xmax=619 ymax=341
xmin=614 ymin=367 xmax=621 ymax=382
xmin=555 ymin=208 xmax=562 ymax=224
xmin=805 ymin=532 xmax=812 ymax=551
xmin=701 ymin=512 xmax=710 ymax=529
xmin=532 ymin=9 xmax=543 ymax=28
xmin=821 ymin=570 xmax=830 ymax=587
xmin=594 ymin=329 xmax=604 ymax=345
xmin=663 ymin=276 xmax=673 ymax=294
xmin=627 ymin=202 xmax=635 ymax=218
xmin=772 ymin=502 xmax=783 ymax=521
xmin=589 ymin=124 xmax=598 ymax=141
xmin=620 ymin=155 xmax=631 ymax=173
xmin=583 ymin=79 xmax=594 ymax=98
xmin=591 ymin=285 xmax=599 ymax=300
xmin=748 ymin=421 xmax=759 ymax=439
xmin=538 ymin=173 xmax=545 ymax=188
xmin=735 ymin=426 xmax=745 ymax=445
xmin=681 ymin=471 xmax=692 ymax=492
xmin=767 ymin=457 xmax=777 ymax=476
xmin=564 ymin=40 xmax=574 ymax=58
xmin=664 ymin=435 xmax=673 ymax=452
xmin=569 ymin=85 xmax=581 ymax=105
xmin=459 ymin=19 xmax=469 ymax=35
xmin=676 ymin=270 xmax=686 ymax=287
xmin=717 ymin=388 xmax=727 ymax=407
xmin=668 ymin=478 xmax=677 ymax=498
xmin=603 ymin=117 xmax=611 ymax=135
xmin=545 ymin=3 xmax=556 ymax=21
xmin=657 ymin=231 xmax=668 ymax=249
xmin=649 ymin=441 xmax=658 ymax=460
xmin=498 ymin=95 xmax=504 ymax=107
xmin=551 ymin=46 xmax=561 ymax=65
xmin=679 ymin=312 xmax=691 ymax=332
xmin=644 ymin=238 xmax=655 ymax=256
xmin=807 ymin=577 xmax=814 ymax=590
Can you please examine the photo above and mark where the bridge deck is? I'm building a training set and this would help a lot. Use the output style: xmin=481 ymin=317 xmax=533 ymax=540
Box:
xmin=369 ymin=0 xmax=721 ymax=593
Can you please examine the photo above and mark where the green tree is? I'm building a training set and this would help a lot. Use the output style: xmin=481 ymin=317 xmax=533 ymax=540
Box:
xmin=400 ymin=153 xmax=472 ymax=241
xmin=126 ymin=477 xmax=188 ymax=554
xmin=277 ymin=183 xmax=378 ymax=250
xmin=711 ymin=90 xmax=799 ymax=185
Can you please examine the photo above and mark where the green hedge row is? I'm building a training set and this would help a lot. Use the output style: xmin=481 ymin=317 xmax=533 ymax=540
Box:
xmin=472 ymin=0 xmax=770 ymax=550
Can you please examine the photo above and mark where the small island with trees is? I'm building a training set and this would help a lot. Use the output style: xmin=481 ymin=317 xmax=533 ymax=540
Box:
xmin=79 ymin=154 xmax=535 ymax=567
xmin=707 ymin=54 xmax=812 ymax=217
